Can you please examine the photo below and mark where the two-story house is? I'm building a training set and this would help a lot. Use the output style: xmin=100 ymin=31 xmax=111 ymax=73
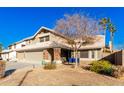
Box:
xmin=1 ymin=26 xmax=105 ymax=64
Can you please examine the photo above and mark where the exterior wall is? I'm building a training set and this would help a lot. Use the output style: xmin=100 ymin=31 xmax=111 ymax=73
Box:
xmin=1 ymin=51 xmax=16 ymax=61
xmin=31 ymin=31 xmax=51 ymax=44
xmin=50 ymin=33 xmax=67 ymax=44
xmin=9 ymin=45 xmax=15 ymax=50
xmin=2 ymin=41 xmax=27 ymax=61
xmin=25 ymin=30 xmax=67 ymax=45
xmin=43 ymin=49 xmax=53 ymax=63
xmin=1 ymin=53 xmax=9 ymax=61
xmin=16 ymin=41 xmax=26 ymax=49
xmin=53 ymin=48 xmax=62 ymax=63
xmin=43 ymin=50 xmax=49 ymax=62
xmin=9 ymin=51 xmax=17 ymax=61
xmin=25 ymin=40 xmax=30 ymax=45
xmin=42 ymin=48 xmax=62 ymax=63
xmin=79 ymin=49 xmax=102 ymax=61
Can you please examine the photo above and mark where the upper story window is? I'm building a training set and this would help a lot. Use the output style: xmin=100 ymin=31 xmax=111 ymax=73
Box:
xmin=40 ymin=37 xmax=44 ymax=42
xmin=21 ymin=44 xmax=26 ymax=47
xmin=40 ymin=36 xmax=49 ymax=42
xmin=45 ymin=36 xmax=49 ymax=41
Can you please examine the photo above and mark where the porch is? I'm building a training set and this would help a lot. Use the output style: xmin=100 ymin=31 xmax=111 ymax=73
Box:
xmin=43 ymin=48 xmax=71 ymax=64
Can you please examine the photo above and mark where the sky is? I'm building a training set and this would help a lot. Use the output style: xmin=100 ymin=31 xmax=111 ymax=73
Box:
xmin=0 ymin=7 xmax=123 ymax=49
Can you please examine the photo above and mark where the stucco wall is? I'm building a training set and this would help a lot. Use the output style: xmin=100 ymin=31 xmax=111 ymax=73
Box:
xmin=9 ymin=51 xmax=17 ymax=61
xmin=16 ymin=41 xmax=26 ymax=49
xmin=50 ymin=33 xmax=67 ymax=44
xmin=1 ymin=53 xmax=9 ymax=61
xmin=31 ymin=31 xmax=51 ymax=44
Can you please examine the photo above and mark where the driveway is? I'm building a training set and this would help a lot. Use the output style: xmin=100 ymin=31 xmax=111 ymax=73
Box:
xmin=5 ymin=62 xmax=40 ymax=71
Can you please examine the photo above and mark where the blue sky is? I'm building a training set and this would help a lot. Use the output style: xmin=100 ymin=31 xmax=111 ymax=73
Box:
xmin=0 ymin=7 xmax=123 ymax=49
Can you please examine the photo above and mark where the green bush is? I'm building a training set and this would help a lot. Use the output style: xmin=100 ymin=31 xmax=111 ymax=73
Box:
xmin=44 ymin=63 xmax=56 ymax=70
xmin=90 ymin=60 xmax=113 ymax=75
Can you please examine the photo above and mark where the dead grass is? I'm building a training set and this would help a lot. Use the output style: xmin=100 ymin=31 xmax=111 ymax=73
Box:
xmin=1 ymin=64 xmax=124 ymax=86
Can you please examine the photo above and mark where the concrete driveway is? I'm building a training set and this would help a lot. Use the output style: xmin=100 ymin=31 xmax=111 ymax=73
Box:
xmin=5 ymin=62 xmax=39 ymax=71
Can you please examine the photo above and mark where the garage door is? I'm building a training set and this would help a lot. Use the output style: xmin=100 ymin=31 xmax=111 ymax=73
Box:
xmin=17 ymin=52 xmax=25 ymax=62
xmin=25 ymin=50 xmax=43 ymax=64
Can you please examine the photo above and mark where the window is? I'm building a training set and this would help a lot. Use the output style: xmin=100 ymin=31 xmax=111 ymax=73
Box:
xmin=45 ymin=36 xmax=49 ymax=41
xmin=21 ymin=44 xmax=25 ymax=47
xmin=40 ymin=36 xmax=49 ymax=42
xmin=92 ymin=51 xmax=95 ymax=58
xmin=80 ymin=51 xmax=89 ymax=58
xmin=40 ymin=37 xmax=44 ymax=42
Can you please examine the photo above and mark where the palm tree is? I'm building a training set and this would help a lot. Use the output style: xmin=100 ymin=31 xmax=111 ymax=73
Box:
xmin=108 ymin=23 xmax=116 ymax=53
xmin=99 ymin=17 xmax=110 ymax=53
xmin=99 ymin=18 xmax=110 ymax=36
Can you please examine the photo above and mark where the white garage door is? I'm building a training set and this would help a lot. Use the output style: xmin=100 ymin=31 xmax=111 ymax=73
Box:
xmin=25 ymin=50 xmax=43 ymax=64
xmin=17 ymin=52 xmax=25 ymax=62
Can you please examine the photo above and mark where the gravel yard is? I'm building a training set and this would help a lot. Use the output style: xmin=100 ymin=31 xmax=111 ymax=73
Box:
xmin=1 ymin=64 xmax=124 ymax=86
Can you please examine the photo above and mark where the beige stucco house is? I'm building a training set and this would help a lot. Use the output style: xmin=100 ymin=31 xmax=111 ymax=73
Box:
xmin=1 ymin=26 xmax=105 ymax=64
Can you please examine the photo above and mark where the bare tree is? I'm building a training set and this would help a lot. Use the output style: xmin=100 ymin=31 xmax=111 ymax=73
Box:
xmin=54 ymin=14 xmax=100 ymax=68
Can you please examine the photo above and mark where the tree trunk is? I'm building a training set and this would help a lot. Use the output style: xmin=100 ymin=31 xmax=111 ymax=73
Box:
xmin=73 ymin=49 xmax=76 ymax=58
xmin=110 ymin=32 xmax=113 ymax=53
xmin=75 ymin=50 xmax=78 ymax=68
xmin=102 ymin=29 xmax=106 ymax=58
xmin=104 ymin=29 xmax=106 ymax=51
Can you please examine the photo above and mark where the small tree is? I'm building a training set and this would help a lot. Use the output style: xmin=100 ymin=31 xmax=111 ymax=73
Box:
xmin=55 ymin=14 xmax=100 ymax=68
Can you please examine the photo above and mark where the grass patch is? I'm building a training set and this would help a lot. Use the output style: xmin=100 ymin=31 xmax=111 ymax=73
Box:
xmin=44 ymin=63 xmax=56 ymax=70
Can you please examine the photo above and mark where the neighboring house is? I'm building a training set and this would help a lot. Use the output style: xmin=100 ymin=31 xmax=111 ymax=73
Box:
xmin=1 ymin=26 xmax=105 ymax=64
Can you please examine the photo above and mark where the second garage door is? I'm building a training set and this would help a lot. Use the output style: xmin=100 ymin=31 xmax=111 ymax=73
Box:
xmin=25 ymin=50 xmax=43 ymax=64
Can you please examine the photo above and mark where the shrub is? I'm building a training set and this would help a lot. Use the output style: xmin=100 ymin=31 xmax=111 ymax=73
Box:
xmin=44 ymin=63 xmax=56 ymax=70
xmin=111 ymin=66 xmax=124 ymax=78
xmin=90 ymin=60 xmax=113 ymax=75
